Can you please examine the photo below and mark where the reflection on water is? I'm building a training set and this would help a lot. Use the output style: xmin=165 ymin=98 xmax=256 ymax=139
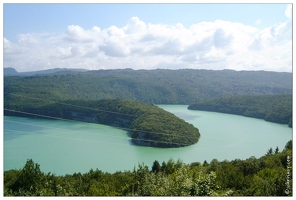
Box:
xmin=172 ymin=112 xmax=200 ymax=121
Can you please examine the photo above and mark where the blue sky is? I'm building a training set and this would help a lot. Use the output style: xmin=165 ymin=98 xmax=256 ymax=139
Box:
xmin=3 ymin=3 xmax=293 ymax=72
xmin=4 ymin=4 xmax=289 ymax=42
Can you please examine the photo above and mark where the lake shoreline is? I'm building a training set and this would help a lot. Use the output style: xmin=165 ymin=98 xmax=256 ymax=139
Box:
xmin=4 ymin=105 xmax=292 ymax=175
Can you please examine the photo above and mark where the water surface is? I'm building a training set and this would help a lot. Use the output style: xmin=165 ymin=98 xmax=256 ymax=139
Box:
xmin=4 ymin=105 xmax=292 ymax=175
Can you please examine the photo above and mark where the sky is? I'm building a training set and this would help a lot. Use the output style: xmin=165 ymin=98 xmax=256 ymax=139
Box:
xmin=2 ymin=3 xmax=293 ymax=72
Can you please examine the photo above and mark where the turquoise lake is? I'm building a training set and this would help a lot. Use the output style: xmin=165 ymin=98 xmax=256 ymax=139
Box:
xmin=4 ymin=105 xmax=292 ymax=175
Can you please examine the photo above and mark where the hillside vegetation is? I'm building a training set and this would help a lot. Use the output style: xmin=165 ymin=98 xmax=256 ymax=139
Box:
xmin=4 ymin=69 xmax=291 ymax=145
xmin=4 ymin=69 xmax=292 ymax=104
xmin=4 ymin=140 xmax=292 ymax=196
xmin=188 ymin=94 xmax=292 ymax=127
xmin=4 ymin=98 xmax=200 ymax=148
xmin=4 ymin=69 xmax=293 ymax=196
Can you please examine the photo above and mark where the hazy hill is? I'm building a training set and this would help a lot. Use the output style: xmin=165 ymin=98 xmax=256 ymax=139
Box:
xmin=4 ymin=68 xmax=19 ymax=76
xmin=4 ymin=69 xmax=292 ymax=104
xmin=4 ymin=67 xmax=87 ymax=76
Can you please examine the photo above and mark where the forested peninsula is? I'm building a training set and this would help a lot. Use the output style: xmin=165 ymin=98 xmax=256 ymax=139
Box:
xmin=188 ymin=94 xmax=292 ymax=127
xmin=4 ymin=69 xmax=292 ymax=145
xmin=4 ymin=98 xmax=200 ymax=148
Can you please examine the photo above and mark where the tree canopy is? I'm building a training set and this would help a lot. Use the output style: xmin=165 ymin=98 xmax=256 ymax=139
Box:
xmin=4 ymin=140 xmax=292 ymax=196
xmin=4 ymin=69 xmax=292 ymax=104
xmin=188 ymin=94 xmax=292 ymax=127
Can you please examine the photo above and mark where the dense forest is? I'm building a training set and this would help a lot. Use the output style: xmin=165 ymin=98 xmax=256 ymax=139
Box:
xmin=5 ymin=69 xmax=291 ymax=143
xmin=4 ymin=140 xmax=292 ymax=196
xmin=188 ymin=94 xmax=292 ymax=127
xmin=4 ymin=98 xmax=200 ymax=148
xmin=4 ymin=68 xmax=292 ymax=104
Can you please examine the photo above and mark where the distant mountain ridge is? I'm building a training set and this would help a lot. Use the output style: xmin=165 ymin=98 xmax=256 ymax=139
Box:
xmin=4 ymin=68 xmax=292 ymax=104
xmin=4 ymin=67 xmax=88 ymax=76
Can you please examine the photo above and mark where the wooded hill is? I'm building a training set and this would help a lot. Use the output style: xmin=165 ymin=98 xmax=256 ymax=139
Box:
xmin=4 ymin=69 xmax=292 ymax=104
xmin=188 ymin=94 xmax=292 ymax=127
xmin=4 ymin=68 xmax=292 ymax=145
xmin=4 ymin=98 xmax=200 ymax=148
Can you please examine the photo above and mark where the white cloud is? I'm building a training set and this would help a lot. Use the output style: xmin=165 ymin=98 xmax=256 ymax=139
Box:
xmin=123 ymin=17 xmax=147 ymax=35
xmin=285 ymin=4 xmax=292 ymax=18
xmin=255 ymin=19 xmax=262 ymax=25
xmin=3 ymin=16 xmax=292 ymax=72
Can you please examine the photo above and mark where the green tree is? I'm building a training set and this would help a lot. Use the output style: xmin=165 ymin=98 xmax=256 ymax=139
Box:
xmin=208 ymin=159 xmax=220 ymax=172
xmin=216 ymin=163 xmax=244 ymax=191
xmin=151 ymin=160 xmax=161 ymax=173
xmin=10 ymin=159 xmax=44 ymax=195
xmin=285 ymin=140 xmax=292 ymax=150
xmin=203 ymin=160 xmax=208 ymax=166
xmin=266 ymin=148 xmax=273 ymax=156
xmin=191 ymin=171 xmax=220 ymax=196
xmin=160 ymin=161 xmax=167 ymax=172
xmin=275 ymin=146 xmax=279 ymax=154
xmin=248 ymin=168 xmax=288 ymax=196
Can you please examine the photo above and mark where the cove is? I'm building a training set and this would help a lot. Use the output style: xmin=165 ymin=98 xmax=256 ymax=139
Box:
xmin=4 ymin=105 xmax=292 ymax=175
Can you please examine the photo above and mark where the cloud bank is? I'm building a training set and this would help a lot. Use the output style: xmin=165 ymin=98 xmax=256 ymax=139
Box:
xmin=4 ymin=8 xmax=292 ymax=72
